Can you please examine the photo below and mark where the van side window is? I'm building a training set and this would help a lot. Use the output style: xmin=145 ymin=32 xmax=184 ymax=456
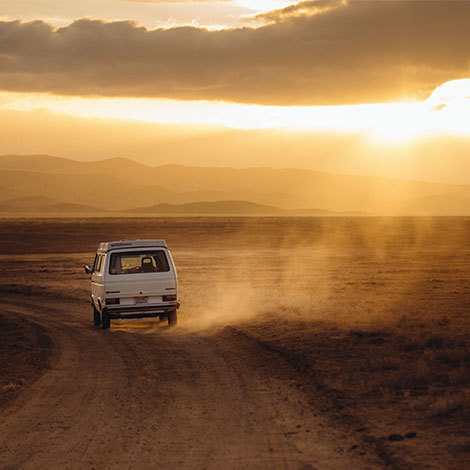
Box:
xmin=92 ymin=254 xmax=98 ymax=272
xmin=96 ymin=254 xmax=104 ymax=274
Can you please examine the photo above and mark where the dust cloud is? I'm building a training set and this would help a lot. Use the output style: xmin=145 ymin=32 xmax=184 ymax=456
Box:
xmin=169 ymin=217 xmax=468 ymax=331
xmin=0 ymin=217 xmax=467 ymax=332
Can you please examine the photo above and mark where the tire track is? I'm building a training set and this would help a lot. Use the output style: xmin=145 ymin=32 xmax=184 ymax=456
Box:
xmin=0 ymin=296 xmax=380 ymax=469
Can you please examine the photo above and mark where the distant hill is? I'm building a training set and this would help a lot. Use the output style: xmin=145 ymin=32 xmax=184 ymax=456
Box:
xmin=1 ymin=154 xmax=470 ymax=215
xmin=131 ymin=200 xmax=284 ymax=215
xmin=0 ymin=195 xmax=344 ymax=216
xmin=0 ymin=154 xmax=148 ymax=175
xmin=130 ymin=201 xmax=354 ymax=216
xmin=0 ymin=196 xmax=103 ymax=214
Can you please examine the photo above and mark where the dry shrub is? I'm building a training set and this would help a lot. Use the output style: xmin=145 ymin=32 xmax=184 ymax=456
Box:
xmin=379 ymin=358 xmax=433 ymax=391
xmin=436 ymin=347 xmax=469 ymax=366
xmin=428 ymin=390 xmax=470 ymax=420
xmin=1 ymin=379 xmax=26 ymax=392
xmin=447 ymin=364 xmax=470 ymax=386
xmin=349 ymin=329 xmax=389 ymax=340
xmin=403 ymin=333 xmax=455 ymax=352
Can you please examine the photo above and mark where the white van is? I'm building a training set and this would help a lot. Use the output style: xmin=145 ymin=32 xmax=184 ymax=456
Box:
xmin=84 ymin=240 xmax=179 ymax=329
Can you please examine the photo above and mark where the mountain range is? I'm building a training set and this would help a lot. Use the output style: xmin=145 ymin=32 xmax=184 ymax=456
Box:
xmin=1 ymin=154 xmax=470 ymax=216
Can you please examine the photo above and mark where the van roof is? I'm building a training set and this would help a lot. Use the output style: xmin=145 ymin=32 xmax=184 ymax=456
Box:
xmin=97 ymin=240 xmax=168 ymax=253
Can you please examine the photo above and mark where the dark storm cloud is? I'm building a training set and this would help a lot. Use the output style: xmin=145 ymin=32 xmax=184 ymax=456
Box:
xmin=0 ymin=1 xmax=469 ymax=105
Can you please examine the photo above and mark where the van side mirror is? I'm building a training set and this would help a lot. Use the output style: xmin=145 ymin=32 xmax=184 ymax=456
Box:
xmin=84 ymin=265 xmax=92 ymax=275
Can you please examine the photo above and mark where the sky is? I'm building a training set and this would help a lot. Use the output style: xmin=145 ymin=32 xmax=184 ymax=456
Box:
xmin=0 ymin=1 xmax=293 ymax=29
xmin=0 ymin=0 xmax=469 ymax=183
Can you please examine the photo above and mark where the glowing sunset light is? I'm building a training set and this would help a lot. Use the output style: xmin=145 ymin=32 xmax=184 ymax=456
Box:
xmin=1 ymin=79 xmax=469 ymax=143
xmin=1 ymin=1 xmax=470 ymax=181
xmin=234 ymin=0 xmax=296 ymax=13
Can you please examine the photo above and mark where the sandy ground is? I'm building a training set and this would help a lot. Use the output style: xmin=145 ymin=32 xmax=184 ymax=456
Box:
xmin=0 ymin=295 xmax=381 ymax=470
xmin=1 ymin=217 xmax=469 ymax=469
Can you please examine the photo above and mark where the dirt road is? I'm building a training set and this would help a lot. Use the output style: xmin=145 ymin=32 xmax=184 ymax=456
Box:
xmin=0 ymin=296 xmax=380 ymax=469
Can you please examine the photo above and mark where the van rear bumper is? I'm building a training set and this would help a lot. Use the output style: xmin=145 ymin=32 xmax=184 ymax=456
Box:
xmin=106 ymin=302 xmax=179 ymax=319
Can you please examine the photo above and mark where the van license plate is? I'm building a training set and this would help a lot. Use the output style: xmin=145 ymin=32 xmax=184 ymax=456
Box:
xmin=135 ymin=297 xmax=148 ymax=304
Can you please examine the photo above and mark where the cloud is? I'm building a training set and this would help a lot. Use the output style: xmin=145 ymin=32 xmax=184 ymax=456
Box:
xmin=254 ymin=0 xmax=346 ymax=22
xmin=0 ymin=1 xmax=470 ymax=105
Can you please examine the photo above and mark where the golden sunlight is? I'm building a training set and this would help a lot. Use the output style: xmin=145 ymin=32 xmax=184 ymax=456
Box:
xmin=2 ymin=5 xmax=470 ymax=469
xmin=1 ymin=79 xmax=468 ymax=142
xmin=234 ymin=0 xmax=297 ymax=14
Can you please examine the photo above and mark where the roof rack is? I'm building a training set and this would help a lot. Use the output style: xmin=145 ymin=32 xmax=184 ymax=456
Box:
xmin=97 ymin=240 xmax=168 ymax=253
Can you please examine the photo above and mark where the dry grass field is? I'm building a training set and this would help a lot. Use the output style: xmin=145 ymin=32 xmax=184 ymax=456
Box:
xmin=1 ymin=216 xmax=469 ymax=468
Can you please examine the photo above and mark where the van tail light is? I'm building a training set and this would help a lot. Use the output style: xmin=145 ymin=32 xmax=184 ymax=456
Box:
xmin=163 ymin=295 xmax=177 ymax=302
xmin=106 ymin=298 xmax=120 ymax=305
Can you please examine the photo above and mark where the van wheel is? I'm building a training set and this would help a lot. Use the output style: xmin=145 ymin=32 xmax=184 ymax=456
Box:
xmin=93 ymin=306 xmax=101 ymax=326
xmin=167 ymin=310 xmax=177 ymax=327
xmin=101 ymin=309 xmax=111 ymax=329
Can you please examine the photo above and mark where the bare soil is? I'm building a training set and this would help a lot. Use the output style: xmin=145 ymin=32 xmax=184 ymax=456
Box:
xmin=0 ymin=217 xmax=469 ymax=469
xmin=0 ymin=295 xmax=380 ymax=470
xmin=0 ymin=312 xmax=53 ymax=408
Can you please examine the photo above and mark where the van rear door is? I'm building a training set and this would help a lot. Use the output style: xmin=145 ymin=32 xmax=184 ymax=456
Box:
xmin=104 ymin=249 xmax=176 ymax=305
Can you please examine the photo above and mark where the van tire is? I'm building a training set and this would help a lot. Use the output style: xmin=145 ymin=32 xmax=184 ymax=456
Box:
xmin=101 ymin=309 xmax=111 ymax=329
xmin=167 ymin=310 xmax=177 ymax=327
xmin=93 ymin=306 xmax=101 ymax=326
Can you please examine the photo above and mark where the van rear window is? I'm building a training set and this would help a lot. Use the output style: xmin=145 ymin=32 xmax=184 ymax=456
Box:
xmin=109 ymin=250 xmax=170 ymax=275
